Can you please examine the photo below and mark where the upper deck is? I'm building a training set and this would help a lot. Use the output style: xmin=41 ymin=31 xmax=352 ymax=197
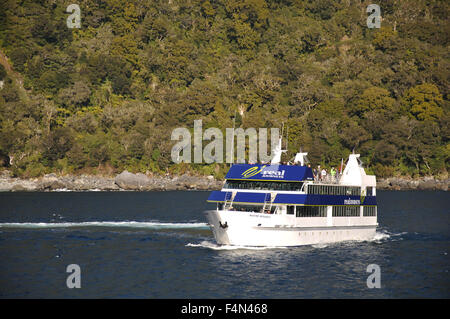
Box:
xmin=208 ymin=154 xmax=377 ymax=206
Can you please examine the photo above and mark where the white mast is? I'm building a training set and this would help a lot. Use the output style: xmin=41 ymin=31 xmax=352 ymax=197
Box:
xmin=270 ymin=123 xmax=288 ymax=165
xmin=230 ymin=111 xmax=236 ymax=167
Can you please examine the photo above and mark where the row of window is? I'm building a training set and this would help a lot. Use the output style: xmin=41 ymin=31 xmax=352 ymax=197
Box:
xmin=294 ymin=206 xmax=327 ymax=217
xmin=219 ymin=203 xmax=376 ymax=217
xmin=224 ymin=180 xmax=304 ymax=191
xmin=307 ymin=184 xmax=361 ymax=196
xmin=222 ymin=181 xmax=375 ymax=197
xmin=332 ymin=206 xmax=360 ymax=217
xmin=363 ymin=206 xmax=377 ymax=216
xmin=294 ymin=206 xmax=377 ymax=217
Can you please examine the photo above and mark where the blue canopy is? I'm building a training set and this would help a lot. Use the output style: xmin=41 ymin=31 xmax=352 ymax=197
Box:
xmin=225 ymin=164 xmax=314 ymax=182
xmin=233 ymin=192 xmax=268 ymax=203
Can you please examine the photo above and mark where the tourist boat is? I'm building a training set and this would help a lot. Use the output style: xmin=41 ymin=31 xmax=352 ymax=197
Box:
xmin=205 ymin=140 xmax=378 ymax=246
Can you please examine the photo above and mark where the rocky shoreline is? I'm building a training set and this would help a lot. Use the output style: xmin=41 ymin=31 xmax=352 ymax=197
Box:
xmin=376 ymin=176 xmax=448 ymax=191
xmin=0 ymin=170 xmax=447 ymax=192
xmin=0 ymin=170 xmax=223 ymax=192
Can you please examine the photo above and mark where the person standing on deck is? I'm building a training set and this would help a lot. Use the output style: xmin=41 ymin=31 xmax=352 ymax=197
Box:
xmin=330 ymin=167 xmax=336 ymax=182
xmin=321 ymin=168 xmax=327 ymax=182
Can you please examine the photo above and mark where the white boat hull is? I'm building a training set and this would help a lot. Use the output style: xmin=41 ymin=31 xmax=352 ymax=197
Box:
xmin=206 ymin=210 xmax=377 ymax=247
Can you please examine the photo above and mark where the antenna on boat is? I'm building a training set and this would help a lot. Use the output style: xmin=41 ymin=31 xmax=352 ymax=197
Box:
xmin=230 ymin=110 xmax=236 ymax=167
xmin=286 ymin=125 xmax=289 ymax=155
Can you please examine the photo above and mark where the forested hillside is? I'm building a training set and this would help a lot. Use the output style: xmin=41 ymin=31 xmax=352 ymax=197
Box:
xmin=0 ymin=0 xmax=448 ymax=179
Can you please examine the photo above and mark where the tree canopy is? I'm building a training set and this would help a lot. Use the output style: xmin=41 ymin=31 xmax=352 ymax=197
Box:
xmin=0 ymin=0 xmax=448 ymax=178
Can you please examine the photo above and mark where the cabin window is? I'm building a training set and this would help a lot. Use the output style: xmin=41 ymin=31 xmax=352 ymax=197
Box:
xmin=296 ymin=206 xmax=327 ymax=217
xmin=366 ymin=187 xmax=373 ymax=196
xmin=287 ymin=206 xmax=295 ymax=215
xmin=224 ymin=180 xmax=303 ymax=191
xmin=363 ymin=206 xmax=377 ymax=216
xmin=307 ymin=184 xmax=361 ymax=196
xmin=306 ymin=185 xmax=361 ymax=196
xmin=332 ymin=206 xmax=360 ymax=217
xmin=232 ymin=204 xmax=265 ymax=213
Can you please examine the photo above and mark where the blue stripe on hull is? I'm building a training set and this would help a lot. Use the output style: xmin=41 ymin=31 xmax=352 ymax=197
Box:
xmin=273 ymin=194 xmax=377 ymax=206
xmin=207 ymin=191 xmax=377 ymax=206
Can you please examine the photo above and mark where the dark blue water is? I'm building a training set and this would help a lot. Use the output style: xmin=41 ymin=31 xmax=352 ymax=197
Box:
xmin=0 ymin=191 xmax=448 ymax=298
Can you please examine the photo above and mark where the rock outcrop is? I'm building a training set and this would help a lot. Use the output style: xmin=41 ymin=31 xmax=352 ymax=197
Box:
xmin=114 ymin=171 xmax=222 ymax=191
xmin=377 ymin=177 xmax=448 ymax=191
xmin=0 ymin=169 xmax=446 ymax=192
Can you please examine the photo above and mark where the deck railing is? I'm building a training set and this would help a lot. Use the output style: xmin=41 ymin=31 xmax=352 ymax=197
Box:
xmin=312 ymin=175 xmax=340 ymax=184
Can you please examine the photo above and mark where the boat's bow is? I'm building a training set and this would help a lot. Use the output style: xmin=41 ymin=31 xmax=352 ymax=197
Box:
xmin=204 ymin=210 xmax=231 ymax=245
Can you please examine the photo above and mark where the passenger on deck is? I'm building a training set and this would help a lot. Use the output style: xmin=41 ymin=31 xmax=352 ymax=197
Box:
xmin=330 ymin=167 xmax=336 ymax=182
xmin=321 ymin=168 xmax=327 ymax=182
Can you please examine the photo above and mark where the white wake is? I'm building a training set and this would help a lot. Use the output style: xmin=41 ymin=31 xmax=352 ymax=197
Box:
xmin=370 ymin=230 xmax=407 ymax=242
xmin=0 ymin=221 xmax=209 ymax=230
xmin=186 ymin=240 xmax=288 ymax=250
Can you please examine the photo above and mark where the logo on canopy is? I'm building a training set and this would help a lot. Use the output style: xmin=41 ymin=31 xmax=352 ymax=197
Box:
xmin=241 ymin=165 xmax=266 ymax=178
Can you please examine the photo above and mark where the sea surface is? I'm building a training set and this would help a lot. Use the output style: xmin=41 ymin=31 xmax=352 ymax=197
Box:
xmin=0 ymin=190 xmax=448 ymax=298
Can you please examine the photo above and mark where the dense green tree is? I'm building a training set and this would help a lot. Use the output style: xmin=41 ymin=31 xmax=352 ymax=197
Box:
xmin=0 ymin=0 xmax=448 ymax=177
xmin=402 ymin=83 xmax=444 ymax=122
xmin=0 ymin=64 xmax=6 ymax=80
xmin=351 ymin=87 xmax=397 ymax=117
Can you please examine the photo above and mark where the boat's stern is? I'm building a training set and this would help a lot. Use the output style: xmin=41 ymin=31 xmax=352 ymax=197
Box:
xmin=205 ymin=210 xmax=231 ymax=245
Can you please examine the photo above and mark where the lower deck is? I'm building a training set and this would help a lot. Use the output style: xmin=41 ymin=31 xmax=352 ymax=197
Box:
xmin=206 ymin=209 xmax=377 ymax=246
